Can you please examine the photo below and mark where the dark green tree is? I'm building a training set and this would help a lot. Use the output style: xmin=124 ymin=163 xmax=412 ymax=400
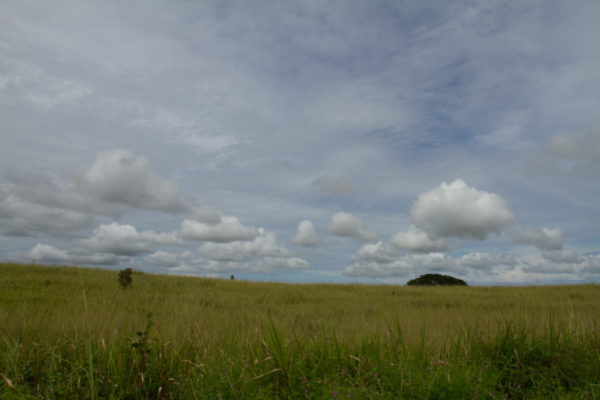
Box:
xmin=118 ymin=268 xmax=133 ymax=288
xmin=407 ymin=273 xmax=467 ymax=286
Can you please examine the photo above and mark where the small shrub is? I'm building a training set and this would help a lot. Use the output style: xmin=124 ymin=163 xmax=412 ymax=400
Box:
xmin=118 ymin=268 xmax=133 ymax=288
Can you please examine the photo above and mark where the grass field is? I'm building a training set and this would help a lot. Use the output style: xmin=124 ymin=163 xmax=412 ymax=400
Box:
xmin=1 ymin=263 xmax=599 ymax=399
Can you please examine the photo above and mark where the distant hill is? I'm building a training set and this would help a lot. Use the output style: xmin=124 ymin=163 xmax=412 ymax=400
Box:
xmin=407 ymin=273 xmax=468 ymax=286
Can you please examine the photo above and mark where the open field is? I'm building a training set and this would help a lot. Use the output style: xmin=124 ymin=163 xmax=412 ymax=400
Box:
xmin=1 ymin=263 xmax=599 ymax=399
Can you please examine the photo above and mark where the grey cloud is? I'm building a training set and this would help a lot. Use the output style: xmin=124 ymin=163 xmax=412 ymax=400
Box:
xmin=328 ymin=211 xmax=378 ymax=243
xmin=512 ymin=227 xmax=564 ymax=250
xmin=411 ymin=180 xmax=514 ymax=240
xmin=542 ymin=247 xmax=584 ymax=264
xmin=0 ymin=185 xmax=93 ymax=237
xmin=84 ymin=149 xmax=186 ymax=213
xmin=536 ymin=122 xmax=600 ymax=180
xmin=293 ymin=220 xmax=320 ymax=247
xmin=582 ymin=255 xmax=600 ymax=274
xmin=0 ymin=149 xmax=191 ymax=238
xmin=190 ymin=204 xmax=222 ymax=224
xmin=311 ymin=175 xmax=355 ymax=196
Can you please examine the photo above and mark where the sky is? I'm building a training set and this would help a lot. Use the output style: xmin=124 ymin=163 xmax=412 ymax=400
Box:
xmin=1 ymin=0 xmax=599 ymax=285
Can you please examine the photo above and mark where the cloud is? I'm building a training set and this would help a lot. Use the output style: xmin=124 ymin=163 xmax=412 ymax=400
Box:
xmin=547 ymin=123 xmax=600 ymax=178
xmin=311 ymin=175 xmax=355 ymax=196
xmin=199 ymin=229 xmax=288 ymax=262
xmin=457 ymin=252 xmax=515 ymax=269
xmin=344 ymin=249 xmax=517 ymax=278
xmin=293 ymin=220 xmax=320 ymax=247
xmin=0 ymin=149 xmax=192 ymax=237
xmin=512 ymin=227 xmax=564 ymax=250
xmin=180 ymin=216 xmax=259 ymax=242
xmin=84 ymin=149 xmax=185 ymax=213
xmin=29 ymin=243 xmax=69 ymax=261
xmin=411 ymin=180 xmax=514 ymax=240
xmin=582 ymin=255 xmax=600 ymax=274
xmin=328 ymin=211 xmax=378 ymax=243
xmin=542 ymin=247 xmax=584 ymax=264
xmin=190 ymin=204 xmax=222 ymax=224
xmin=28 ymin=243 xmax=121 ymax=265
xmin=80 ymin=222 xmax=179 ymax=256
xmin=256 ymin=257 xmax=309 ymax=271
xmin=145 ymin=250 xmax=193 ymax=268
xmin=344 ymin=259 xmax=413 ymax=278
xmin=0 ymin=186 xmax=93 ymax=236
xmin=352 ymin=241 xmax=396 ymax=263
xmin=389 ymin=226 xmax=449 ymax=252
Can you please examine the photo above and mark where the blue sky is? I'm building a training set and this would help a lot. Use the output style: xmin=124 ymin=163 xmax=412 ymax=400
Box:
xmin=1 ymin=0 xmax=599 ymax=284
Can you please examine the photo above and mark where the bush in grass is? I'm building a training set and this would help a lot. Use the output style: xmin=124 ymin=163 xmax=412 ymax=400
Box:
xmin=407 ymin=273 xmax=467 ymax=286
xmin=118 ymin=268 xmax=133 ymax=288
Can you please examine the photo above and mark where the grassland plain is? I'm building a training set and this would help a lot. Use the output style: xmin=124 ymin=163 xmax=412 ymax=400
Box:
xmin=0 ymin=263 xmax=599 ymax=399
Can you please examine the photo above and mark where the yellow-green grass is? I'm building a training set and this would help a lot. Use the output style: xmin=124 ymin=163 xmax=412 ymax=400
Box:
xmin=1 ymin=263 xmax=599 ymax=399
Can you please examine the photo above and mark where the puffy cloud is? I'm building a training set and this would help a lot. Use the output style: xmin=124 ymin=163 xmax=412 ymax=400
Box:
xmin=29 ymin=243 xmax=69 ymax=261
xmin=411 ymin=180 xmax=514 ymax=240
xmin=180 ymin=216 xmax=259 ymax=242
xmin=389 ymin=226 xmax=449 ymax=252
xmin=293 ymin=220 xmax=320 ymax=247
xmin=199 ymin=229 xmax=288 ymax=262
xmin=352 ymin=241 xmax=396 ymax=264
xmin=80 ymin=222 xmax=179 ymax=256
xmin=311 ymin=175 xmax=355 ymax=196
xmin=328 ymin=211 xmax=378 ymax=243
xmin=84 ymin=149 xmax=185 ymax=212
xmin=512 ymin=227 xmax=564 ymax=250
xmin=0 ymin=149 xmax=192 ymax=238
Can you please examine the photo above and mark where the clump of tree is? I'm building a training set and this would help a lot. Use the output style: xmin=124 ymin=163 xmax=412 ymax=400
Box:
xmin=407 ymin=273 xmax=467 ymax=286
xmin=118 ymin=268 xmax=133 ymax=288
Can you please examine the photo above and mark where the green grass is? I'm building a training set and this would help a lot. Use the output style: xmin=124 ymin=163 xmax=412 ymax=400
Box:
xmin=1 ymin=263 xmax=599 ymax=399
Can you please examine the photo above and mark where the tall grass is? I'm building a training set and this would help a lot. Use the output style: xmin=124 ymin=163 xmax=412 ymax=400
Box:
xmin=1 ymin=263 xmax=599 ymax=398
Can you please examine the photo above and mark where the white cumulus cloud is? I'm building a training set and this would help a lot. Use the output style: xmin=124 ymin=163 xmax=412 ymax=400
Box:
xmin=389 ymin=226 xmax=449 ymax=252
xmin=411 ymin=179 xmax=514 ymax=240
xmin=293 ymin=220 xmax=320 ymax=247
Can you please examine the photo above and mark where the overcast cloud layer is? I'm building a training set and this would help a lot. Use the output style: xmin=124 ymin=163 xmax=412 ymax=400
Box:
xmin=1 ymin=0 xmax=600 ymax=284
